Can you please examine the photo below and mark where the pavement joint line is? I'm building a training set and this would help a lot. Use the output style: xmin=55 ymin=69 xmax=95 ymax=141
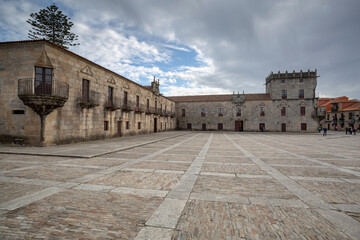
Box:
xmin=267 ymin=134 xmax=360 ymax=160
xmin=227 ymin=133 xmax=360 ymax=240
xmin=249 ymin=134 xmax=360 ymax=178
xmin=0 ymin=132 xmax=191 ymax=159
xmin=141 ymin=133 xmax=213 ymax=233
xmin=259 ymin=134 xmax=360 ymax=162
xmin=71 ymin=133 xmax=202 ymax=183
xmin=0 ymin=186 xmax=64 ymax=211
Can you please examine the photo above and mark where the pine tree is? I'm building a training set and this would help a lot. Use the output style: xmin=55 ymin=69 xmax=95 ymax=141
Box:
xmin=27 ymin=3 xmax=79 ymax=49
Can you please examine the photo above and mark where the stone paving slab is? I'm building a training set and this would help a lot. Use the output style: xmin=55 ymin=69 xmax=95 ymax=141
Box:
xmin=0 ymin=132 xmax=359 ymax=239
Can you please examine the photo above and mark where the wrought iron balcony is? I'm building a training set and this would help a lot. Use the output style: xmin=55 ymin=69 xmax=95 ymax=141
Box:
xmin=79 ymin=91 xmax=100 ymax=109
xmin=18 ymin=78 xmax=69 ymax=114
xmin=122 ymin=100 xmax=135 ymax=112
xmin=146 ymin=106 xmax=155 ymax=115
xmin=105 ymin=96 xmax=121 ymax=111
xmin=18 ymin=77 xmax=69 ymax=145
xmin=170 ymin=112 xmax=176 ymax=118
xmin=135 ymin=104 xmax=145 ymax=113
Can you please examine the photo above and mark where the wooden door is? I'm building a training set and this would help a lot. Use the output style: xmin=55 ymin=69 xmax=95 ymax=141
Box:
xmin=235 ymin=121 xmax=240 ymax=131
xmin=202 ymin=123 xmax=206 ymax=131
xmin=281 ymin=123 xmax=286 ymax=132
xmin=154 ymin=118 xmax=157 ymax=133
xmin=218 ymin=123 xmax=223 ymax=130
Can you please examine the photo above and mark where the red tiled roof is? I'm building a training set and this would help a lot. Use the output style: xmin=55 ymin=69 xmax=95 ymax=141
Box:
xmin=168 ymin=93 xmax=271 ymax=102
xmin=342 ymin=102 xmax=360 ymax=111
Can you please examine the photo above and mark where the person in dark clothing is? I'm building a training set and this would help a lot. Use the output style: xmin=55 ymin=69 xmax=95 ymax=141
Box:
xmin=323 ymin=127 xmax=327 ymax=136
xmin=346 ymin=127 xmax=348 ymax=134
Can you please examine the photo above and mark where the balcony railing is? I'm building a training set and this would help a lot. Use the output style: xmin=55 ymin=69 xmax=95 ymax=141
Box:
xmin=105 ymin=96 xmax=121 ymax=111
xmin=18 ymin=78 xmax=69 ymax=99
xmin=170 ymin=112 xmax=176 ymax=118
xmin=79 ymin=91 xmax=100 ymax=109
xmin=122 ymin=100 xmax=135 ymax=112
xmin=135 ymin=104 xmax=145 ymax=113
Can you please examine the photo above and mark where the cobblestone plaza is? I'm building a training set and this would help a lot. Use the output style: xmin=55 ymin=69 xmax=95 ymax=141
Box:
xmin=0 ymin=131 xmax=359 ymax=239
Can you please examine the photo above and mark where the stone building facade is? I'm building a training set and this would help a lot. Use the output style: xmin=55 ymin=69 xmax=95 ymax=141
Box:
xmin=318 ymin=97 xmax=360 ymax=131
xmin=169 ymin=70 xmax=319 ymax=132
xmin=0 ymin=40 xmax=176 ymax=145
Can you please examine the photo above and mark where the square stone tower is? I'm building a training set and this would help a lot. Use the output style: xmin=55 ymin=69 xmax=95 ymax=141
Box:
xmin=265 ymin=69 xmax=317 ymax=100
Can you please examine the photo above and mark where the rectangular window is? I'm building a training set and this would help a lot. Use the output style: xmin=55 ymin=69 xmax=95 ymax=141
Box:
xmin=123 ymin=91 xmax=128 ymax=108
xmin=35 ymin=66 xmax=53 ymax=95
xmin=108 ymin=86 xmax=113 ymax=104
xmin=236 ymin=108 xmax=241 ymax=116
xmin=147 ymin=99 xmax=150 ymax=111
xmin=218 ymin=108 xmax=223 ymax=117
xmin=281 ymin=90 xmax=287 ymax=99
xmin=218 ymin=123 xmax=223 ymax=130
xmin=126 ymin=121 xmax=129 ymax=129
xmin=281 ymin=79 xmax=285 ymax=83
xmin=165 ymin=105 xmax=167 ymax=113
xmin=201 ymin=108 xmax=206 ymax=117
xmin=260 ymin=107 xmax=265 ymax=116
xmin=327 ymin=114 xmax=329 ymax=120
xmin=136 ymin=95 xmax=139 ymax=111
xmin=155 ymin=100 xmax=157 ymax=111
xmin=349 ymin=112 xmax=353 ymax=119
xmin=187 ymin=123 xmax=192 ymax=129
xmin=281 ymin=107 xmax=286 ymax=116
xmin=181 ymin=109 xmax=185 ymax=117
xmin=299 ymin=79 xmax=304 ymax=83
xmin=104 ymin=121 xmax=109 ymax=131
xmin=82 ymin=79 xmax=90 ymax=102
xmin=301 ymin=123 xmax=307 ymax=130
xmin=299 ymin=89 xmax=304 ymax=99
xmin=301 ymin=106 xmax=306 ymax=116
xmin=138 ymin=122 xmax=141 ymax=129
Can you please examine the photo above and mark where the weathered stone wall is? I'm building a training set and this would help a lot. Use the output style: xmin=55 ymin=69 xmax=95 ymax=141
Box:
xmin=175 ymin=99 xmax=318 ymax=132
xmin=0 ymin=41 xmax=176 ymax=145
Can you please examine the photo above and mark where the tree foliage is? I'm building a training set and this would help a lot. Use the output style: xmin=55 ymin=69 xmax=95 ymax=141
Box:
xmin=27 ymin=3 xmax=79 ymax=49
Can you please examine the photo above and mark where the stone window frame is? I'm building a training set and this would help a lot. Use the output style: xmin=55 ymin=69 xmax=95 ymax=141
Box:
xmin=281 ymin=90 xmax=287 ymax=99
xmin=181 ymin=109 xmax=186 ymax=117
xmin=218 ymin=107 xmax=223 ymax=117
xmin=236 ymin=108 xmax=241 ymax=116
xmin=281 ymin=107 xmax=286 ymax=116
xmin=104 ymin=121 xmax=109 ymax=131
xmin=126 ymin=121 xmax=129 ymax=130
xmin=260 ymin=107 xmax=265 ymax=116
xmin=299 ymin=89 xmax=304 ymax=99
xmin=138 ymin=122 xmax=141 ymax=130
xmin=201 ymin=108 xmax=206 ymax=117
xmin=300 ymin=106 xmax=306 ymax=116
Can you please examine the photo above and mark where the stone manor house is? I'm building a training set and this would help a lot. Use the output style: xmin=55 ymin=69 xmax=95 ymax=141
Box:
xmin=0 ymin=40 xmax=319 ymax=145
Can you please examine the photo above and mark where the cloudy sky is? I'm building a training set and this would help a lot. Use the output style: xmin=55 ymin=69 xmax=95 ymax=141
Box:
xmin=1 ymin=0 xmax=359 ymax=99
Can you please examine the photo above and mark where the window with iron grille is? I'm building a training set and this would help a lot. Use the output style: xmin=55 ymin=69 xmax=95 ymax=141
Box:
xmin=301 ymin=106 xmax=306 ymax=116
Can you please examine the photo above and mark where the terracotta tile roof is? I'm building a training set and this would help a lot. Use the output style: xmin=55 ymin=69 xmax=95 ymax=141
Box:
xmin=341 ymin=102 xmax=360 ymax=111
xmin=168 ymin=93 xmax=271 ymax=102
xmin=342 ymin=102 xmax=360 ymax=111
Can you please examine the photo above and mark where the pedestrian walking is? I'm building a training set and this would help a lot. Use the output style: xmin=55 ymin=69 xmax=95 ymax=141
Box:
xmin=354 ymin=128 xmax=357 ymax=135
xmin=345 ymin=127 xmax=348 ymax=134
xmin=349 ymin=128 xmax=353 ymax=135
xmin=323 ymin=127 xmax=327 ymax=136
xmin=318 ymin=127 xmax=322 ymax=133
